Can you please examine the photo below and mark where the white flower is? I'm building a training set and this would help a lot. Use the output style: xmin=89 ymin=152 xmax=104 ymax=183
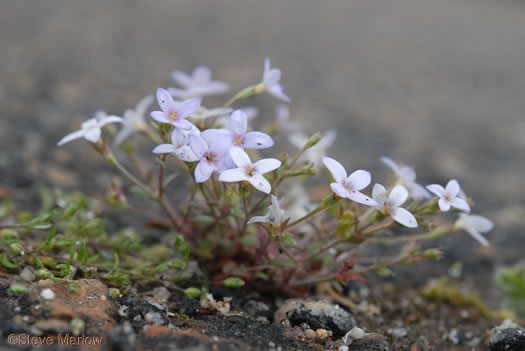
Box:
xmin=219 ymin=148 xmax=281 ymax=194
xmin=216 ymin=106 xmax=258 ymax=126
xmin=455 ymin=214 xmax=493 ymax=247
xmin=289 ymin=131 xmax=336 ymax=169
xmin=285 ymin=184 xmax=316 ymax=221
xmin=189 ymin=131 xmax=232 ymax=183
xmin=372 ymin=184 xmax=418 ymax=228
xmin=169 ymin=66 xmax=229 ymax=99
xmin=57 ymin=111 xmax=123 ymax=146
xmin=114 ymin=95 xmax=154 ymax=146
xmin=150 ymin=88 xmax=200 ymax=130
xmin=322 ymin=157 xmax=377 ymax=206
xmin=248 ymin=195 xmax=286 ymax=224
xmin=380 ymin=157 xmax=431 ymax=201
xmin=426 ymin=179 xmax=471 ymax=213
xmin=275 ymin=104 xmax=300 ymax=132
xmin=261 ymin=57 xmax=291 ymax=102
xmin=152 ymin=126 xmax=200 ymax=162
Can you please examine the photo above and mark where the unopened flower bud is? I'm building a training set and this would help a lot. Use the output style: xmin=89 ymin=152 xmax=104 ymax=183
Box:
xmin=9 ymin=243 xmax=24 ymax=256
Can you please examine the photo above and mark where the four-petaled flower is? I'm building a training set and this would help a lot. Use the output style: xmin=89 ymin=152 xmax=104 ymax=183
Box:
xmin=219 ymin=148 xmax=281 ymax=194
xmin=322 ymin=157 xmax=377 ymax=206
xmin=57 ymin=111 xmax=123 ymax=146
xmin=169 ymin=66 xmax=229 ymax=99
xmin=380 ymin=156 xmax=431 ymax=201
xmin=150 ymin=88 xmax=201 ymax=130
xmin=372 ymin=184 xmax=418 ymax=228
xmin=152 ymin=126 xmax=200 ymax=162
xmin=455 ymin=214 xmax=493 ymax=247
xmin=247 ymin=195 xmax=286 ymax=224
xmin=426 ymin=179 xmax=471 ymax=213
xmin=208 ymin=110 xmax=274 ymax=150
xmin=261 ymin=57 xmax=291 ymax=102
xmin=189 ymin=131 xmax=232 ymax=183
xmin=114 ymin=95 xmax=154 ymax=146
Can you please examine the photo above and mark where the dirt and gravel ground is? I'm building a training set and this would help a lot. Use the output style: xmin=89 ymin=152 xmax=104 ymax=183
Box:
xmin=1 ymin=0 xmax=525 ymax=349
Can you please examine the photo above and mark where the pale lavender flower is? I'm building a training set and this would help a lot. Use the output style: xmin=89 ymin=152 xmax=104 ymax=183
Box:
xmin=57 ymin=111 xmax=123 ymax=146
xmin=275 ymin=104 xmax=300 ymax=132
xmin=322 ymin=157 xmax=377 ymax=206
xmin=150 ymin=88 xmax=200 ymax=130
xmin=372 ymin=184 xmax=418 ymax=228
xmin=114 ymin=95 xmax=154 ymax=146
xmin=261 ymin=57 xmax=291 ymax=102
xmin=426 ymin=180 xmax=471 ymax=213
xmin=189 ymin=131 xmax=231 ymax=183
xmin=247 ymin=195 xmax=286 ymax=224
xmin=207 ymin=109 xmax=274 ymax=150
xmin=216 ymin=106 xmax=258 ymax=126
xmin=169 ymin=66 xmax=229 ymax=99
xmin=455 ymin=213 xmax=493 ymax=247
xmin=152 ymin=126 xmax=200 ymax=162
xmin=289 ymin=130 xmax=336 ymax=169
xmin=380 ymin=156 xmax=431 ymax=201
xmin=219 ymin=148 xmax=281 ymax=194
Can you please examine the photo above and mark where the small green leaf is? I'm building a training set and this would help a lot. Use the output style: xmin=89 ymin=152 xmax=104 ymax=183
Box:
xmin=224 ymin=277 xmax=245 ymax=288
xmin=8 ymin=283 xmax=28 ymax=295
xmin=191 ymin=215 xmax=215 ymax=224
xmin=184 ymin=287 xmax=201 ymax=298
xmin=0 ymin=254 xmax=18 ymax=269
xmin=281 ymin=232 xmax=298 ymax=247
xmin=77 ymin=240 xmax=88 ymax=264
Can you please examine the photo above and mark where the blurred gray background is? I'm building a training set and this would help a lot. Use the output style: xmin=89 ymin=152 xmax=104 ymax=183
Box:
xmin=1 ymin=0 xmax=524 ymax=300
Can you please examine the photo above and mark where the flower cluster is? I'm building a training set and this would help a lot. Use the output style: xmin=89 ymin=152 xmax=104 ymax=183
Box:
xmin=57 ymin=57 xmax=494 ymax=289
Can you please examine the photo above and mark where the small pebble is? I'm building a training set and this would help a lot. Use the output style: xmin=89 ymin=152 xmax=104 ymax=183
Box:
xmin=40 ymin=288 xmax=55 ymax=300
xmin=316 ymin=328 xmax=330 ymax=340
xmin=388 ymin=327 xmax=408 ymax=338
xmin=304 ymin=329 xmax=317 ymax=339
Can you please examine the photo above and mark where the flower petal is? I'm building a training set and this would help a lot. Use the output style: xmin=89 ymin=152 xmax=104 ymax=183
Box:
xmin=445 ymin=179 xmax=460 ymax=198
xmin=426 ymin=184 xmax=446 ymax=197
xmin=174 ymin=98 xmax=201 ymax=118
xmin=389 ymin=185 xmax=409 ymax=207
xmin=372 ymin=183 xmax=387 ymax=202
xmin=57 ymin=130 xmax=85 ymax=146
xmin=391 ymin=208 xmax=418 ymax=228
xmin=172 ymin=118 xmax=195 ymax=131
xmin=438 ymin=198 xmax=451 ymax=212
xmin=171 ymin=129 xmax=187 ymax=148
xmin=346 ymin=190 xmax=377 ymax=206
xmin=171 ymin=70 xmax=193 ymax=88
xmin=98 ymin=115 xmax=123 ymax=126
xmin=449 ymin=198 xmax=471 ymax=212
xmin=347 ymin=170 xmax=371 ymax=191
xmin=330 ymin=183 xmax=349 ymax=199
xmin=380 ymin=156 xmax=399 ymax=174
xmin=288 ymin=133 xmax=308 ymax=149
xmin=218 ymin=168 xmax=248 ymax=183
xmin=83 ymin=128 xmax=102 ymax=143
xmin=201 ymin=129 xmax=232 ymax=156
xmin=407 ymin=182 xmax=432 ymax=201
xmin=465 ymin=228 xmax=490 ymax=247
xmin=229 ymin=110 xmax=248 ymax=136
xmin=247 ymin=173 xmax=272 ymax=194
xmin=322 ymin=157 xmax=347 ymax=184
xmin=114 ymin=127 xmax=133 ymax=146
xmin=268 ymin=84 xmax=291 ymax=102
xmin=247 ymin=215 xmax=271 ymax=225
xmin=175 ymin=145 xmax=199 ymax=162
xmin=150 ymin=111 xmax=169 ymax=124
xmin=229 ymin=148 xmax=252 ymax=169
xmin=152 ymin=144 xmax=177 ymax=154
xmin=195 ymin=161 xmax=213 ymax=183
xmin=168 ymin=87 xmax=187 ymax=99
xmin=192 ymin=66 xmax=212 ymax=83
xmin=318 ymin=129 xmax=336 ymax=148
xmin=135 ymin=95 xmax=154 ymax=116
xmin=463 ymin=214 xmax=494 ymax=233
xmin=244 ymin=132 xmax=274 ymax=149
xmin=254 ymin=158 xmax=281 ymax=174
xmin=188 ymin=135 xmax=208 ymax=159
xmin=156 ymin=88 xmax=175 ymax=113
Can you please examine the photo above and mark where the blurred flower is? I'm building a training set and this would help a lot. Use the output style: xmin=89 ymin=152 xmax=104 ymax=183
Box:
xmin=189 ymin=131 xmax=231 ymax=183
xmin=150 ymin=88 xmax=200 ymax=130
xmin=260 ymin=57 xmax=291 ymax=102
xmin=216 ymin=106 xmax=258 ymax=126
xmin=285 ymin=184 xmax=316 ymax=221
xmin=57 ymin=111 xmax=122 ymax=146
xmin=152 ymin=126 xmax=200 ymax=162
xmin=275 ymin=104 xmax=300 ymax=132
xmin=289 ymin=130 xmax=336 ymax=169
xmin=192 ymin=107 xmax=233 ymax=121
xmin=114 ymin=95 xmax=154 ymax=146
xmin=426 ymin=179 xmax=471 ymax=212
xmin=219 ymin=148 xmax=281 ymax=194
xmin=248 ymin=195 xmax=286 ymax=224
xmin=455 ymin=214 xmax=493 ymax=247
xmin=322 ymin=157 xmax=377 ymax=206
xmin=169 ymin=66 xmax=229 ymax=99
xmin=380 ymin=156 xmax=431 ymax=201
xmin=372 ymin=184 xmax=418 ymax=228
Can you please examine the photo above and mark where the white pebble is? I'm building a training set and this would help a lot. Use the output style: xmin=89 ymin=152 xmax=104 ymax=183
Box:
xmin=40 ymin=288 xmax=55 ymax=300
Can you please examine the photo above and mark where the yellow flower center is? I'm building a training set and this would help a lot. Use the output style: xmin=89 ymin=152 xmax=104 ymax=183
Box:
xmin=169 ymin=112 xmax=178 ymax=120
xmin=233 ymin=137 xmax=243 ymax=146
xmin=205 ymin=154 xmax=215 ymax=163
xmin=245 ymin=167 xmax=256 ymax=177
